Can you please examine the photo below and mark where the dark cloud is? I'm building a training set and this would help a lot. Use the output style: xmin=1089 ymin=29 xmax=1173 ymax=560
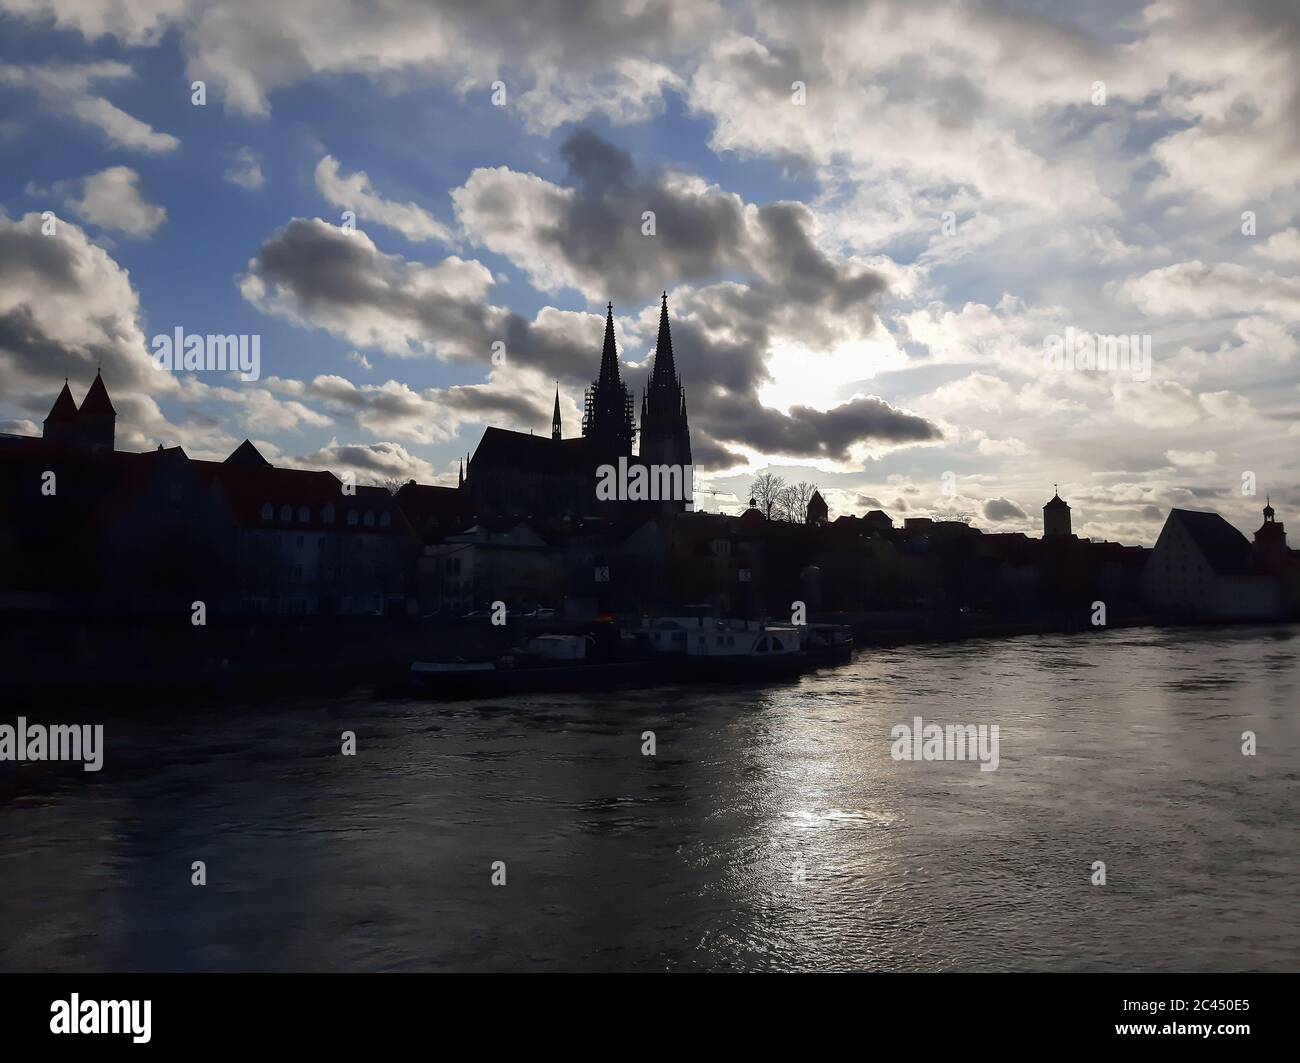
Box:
xmin=456 ymin=128 xmax=887 ymax=312
xmin=244 ymin=136 xmax=937 ymax=467
xmin=0 ymin=212 xmax=167 ymax=441
xmin=982 ymin=496 xmax=1027 ymax=522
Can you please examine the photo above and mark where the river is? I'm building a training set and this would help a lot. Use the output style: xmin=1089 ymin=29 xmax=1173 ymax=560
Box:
xmin=1 ymin=624 xmax=1296 ymax=971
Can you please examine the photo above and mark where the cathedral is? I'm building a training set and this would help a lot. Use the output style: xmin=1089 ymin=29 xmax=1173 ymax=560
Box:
xmin=464 ymin=293 xmax=693 ymax=520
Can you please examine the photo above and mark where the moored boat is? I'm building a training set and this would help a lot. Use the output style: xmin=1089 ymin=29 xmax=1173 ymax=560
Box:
xmin=638 ymin=616 xmax=807 ymax=681
xmin=409 ymin=632 xmax=661 ymax=699
xmin=800 ymin=622 xmax=855 ymax=665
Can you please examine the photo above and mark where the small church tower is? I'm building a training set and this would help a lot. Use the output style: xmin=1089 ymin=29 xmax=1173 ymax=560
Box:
xmin=1254 ymin=497 xmax=1287 ymax=556
xmin=78 ymin=369 xmax=117 ymax=451
xmin=1043 ymin=486 xmax=1071 ymax=539
xmin=42 ymin=379 xmax=80 ymax=446
xmin=552 ymin=383 xmax=562 ymax=441
xmin=806 ymin=490 xmax=828 ymax=526
xmin=42 ymin=371 xmax=116 ymax=451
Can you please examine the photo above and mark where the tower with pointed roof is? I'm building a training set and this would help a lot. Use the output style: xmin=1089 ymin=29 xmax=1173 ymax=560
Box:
xmin=806 ymin=489 xmax=828 ymax=525
xmin=42 ymin=371 xmax=116 ymax=451
xmin=552 ymin=383 xmax=562 ymax=441
xmin=582 ymin=302 xmax=635 ymax=457
xmin=1254 ymin=496 xmax=1287 ymax=556
xmin=1043 ymin=486 xmax=1071 ymax=539
xmin=77 ymin=369 xmax=116 ymax=450
xmin=639 ymin=291 xmax=692 ymax=471
xmin=42 ymin=379 xmax=80 ymax=446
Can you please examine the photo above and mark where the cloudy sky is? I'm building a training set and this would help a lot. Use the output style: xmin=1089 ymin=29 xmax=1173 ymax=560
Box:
xmin=1 ymin=0 xmax=1296 ymax=543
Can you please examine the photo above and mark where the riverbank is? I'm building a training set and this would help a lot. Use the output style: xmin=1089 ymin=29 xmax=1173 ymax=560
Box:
xmin=2 ymin=609 xmax=1292 ymax=710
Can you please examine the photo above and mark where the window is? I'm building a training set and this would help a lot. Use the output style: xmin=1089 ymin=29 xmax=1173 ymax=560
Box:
xmin=755 ymin=637 xmax=769 ymax=653
xmin=261 ymin=502 xmax=273 ymax=521
xmin=347 ymin=510 xmax=358 ymax=527
xmin=380 ymin=512 xmax=391 ymax=528
xmin=293 ymin=565 xmax=303 ymax=579
xmin=296 ymin=536 xmax=305 ymax=548
xmin=298 ymin=505 xmax=310 ymax=523
xmin=364 ymin=511 xmax=375 ymax=527
xmin=322 ymin=503 xmax=335 ymax=524
xmin=771 ymin=637 xmax=784 ymax=651
xmin=280 ymin=504 xmax=292 ymax=522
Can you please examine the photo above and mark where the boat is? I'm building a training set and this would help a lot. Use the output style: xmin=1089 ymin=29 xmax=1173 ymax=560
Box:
xmin=409 ymin=633 xmax=660 ymax=699
xmin=800 ymin=622 xmax=855 ymax=665
xmin=637 ymin=616 xmax=807 ymax=681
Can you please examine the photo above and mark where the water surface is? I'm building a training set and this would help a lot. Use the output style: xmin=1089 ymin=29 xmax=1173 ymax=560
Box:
xmin=2 ymin=625 xmax=1296 ymax=971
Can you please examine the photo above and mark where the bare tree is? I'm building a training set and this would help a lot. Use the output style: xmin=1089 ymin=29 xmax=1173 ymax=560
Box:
xmin=749 ymin=472 xmax=786 ymax=519
xmin=773 ymin=485 xmax=796 ymax=522
xmin=789 ymin=481 xmax=819 ymax=523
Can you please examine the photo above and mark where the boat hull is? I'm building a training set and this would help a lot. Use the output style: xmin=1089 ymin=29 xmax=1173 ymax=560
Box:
xmin=409 ymin=658 xmax=661 ymax=700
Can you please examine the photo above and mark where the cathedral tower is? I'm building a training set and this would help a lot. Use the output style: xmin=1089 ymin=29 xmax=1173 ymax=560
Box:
xmin=639 ymin=292 xmax=692 ymax=469
xmin=582 ymin=303 xmax=635 ymax=457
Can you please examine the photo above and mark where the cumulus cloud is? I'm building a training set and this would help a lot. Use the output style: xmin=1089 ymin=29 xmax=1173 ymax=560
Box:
xmin=56 ymin=166 xmax=166 ymax=237
xmin=240 ymin=218 xmax=502 ymax=359
xmin=982 ymin=497 xmax=1027 ymax=522
xmin=453 ymin=130 xmax=887 ymax=310
xmin=315 ymin=155 xmax=453 ymax=244
xmin=1118 ymin=261 xmax=1300 ymax=321
xmin=241 ymin=128 xmax=943 ymax=469
xmin=7 ymin=0 xmax=721 ymax=122
xmin=288 ymin=438 xmax=439 ymax=485
xmin=0 ymin=61 xmax=179 ymax=153
xmin=0 ymin=211 xmax=160 ymax=407
xmin=224 ymin=147 xmax=265 ymax=190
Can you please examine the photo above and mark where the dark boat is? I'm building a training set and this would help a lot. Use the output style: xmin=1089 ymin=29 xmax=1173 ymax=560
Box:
xmin=638 ymin=617 xmax=808 ymax=682
xmin=409 ymin=631 xmax=663 ymax=699
xmin=801 ymin=622 xmax=855 ymax=665
xmin=409 ymin=655 xmax=662 ymax=699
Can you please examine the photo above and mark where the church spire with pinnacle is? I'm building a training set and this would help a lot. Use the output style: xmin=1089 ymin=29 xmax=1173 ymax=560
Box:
xmin=598 ymin=302 xmax=621 ymax=387
xmin=639 ymin=291 xmax=691 ymax=474
xmin=552 ymin=382 xmax=562 ymax=440
xmin=582 ymin=301 xmax=635 ymax=456
xmin=651 ymin=290 xmax=677 ymax=387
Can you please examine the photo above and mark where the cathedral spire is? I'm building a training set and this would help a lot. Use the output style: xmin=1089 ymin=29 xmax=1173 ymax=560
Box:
xmin=552 ymin=381 xmax=562 ymax=441
xmin=598 ymin=301 xmax=621 ymax=387
xmin=583 ymin=301 xmax=635 ymax=456
xmin=651 ymin=290 xmax=677 ymax=387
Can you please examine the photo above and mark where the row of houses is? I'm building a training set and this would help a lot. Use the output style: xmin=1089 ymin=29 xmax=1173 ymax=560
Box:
xmin=1 ymin=376 xmax=1295 ymax=623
